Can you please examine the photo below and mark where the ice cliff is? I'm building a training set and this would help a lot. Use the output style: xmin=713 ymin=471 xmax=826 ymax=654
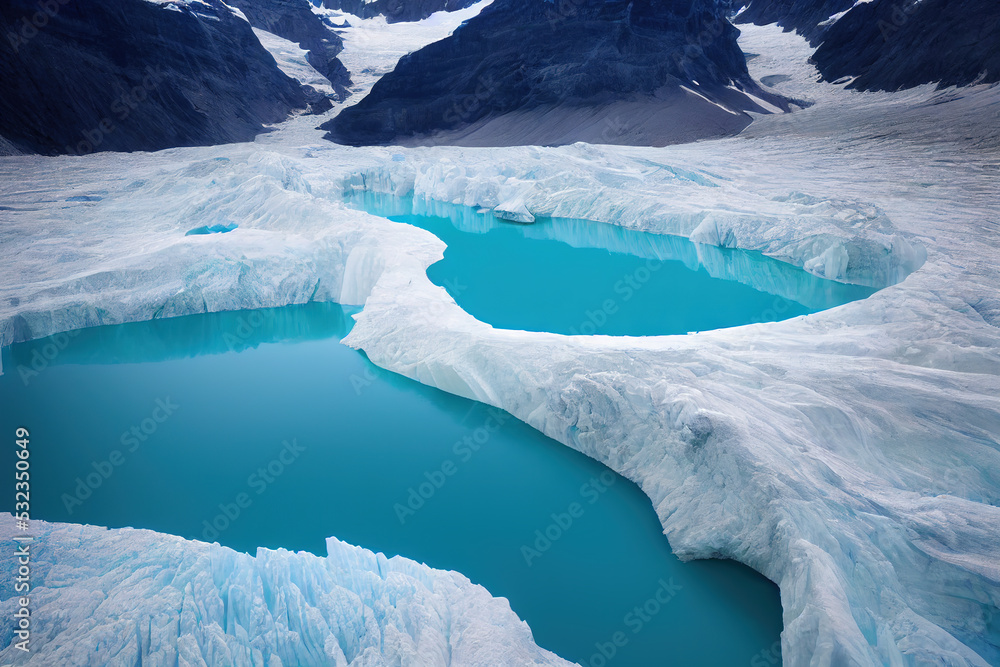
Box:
xmin=0 ymin=516 xmax=571 ymax=666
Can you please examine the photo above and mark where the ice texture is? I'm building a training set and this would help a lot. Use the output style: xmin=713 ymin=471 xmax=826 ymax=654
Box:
xmin=492 ymin=198 xmax=535 ymax=223
xmin=0 ymin=23 xmax=998 ymax=667
xmin=0 ymin=516 xmax=572 ymax=666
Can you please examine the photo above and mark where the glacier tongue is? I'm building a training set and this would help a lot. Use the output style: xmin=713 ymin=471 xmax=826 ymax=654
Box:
xmin=0 ymin=515 xmax=572 ymax=667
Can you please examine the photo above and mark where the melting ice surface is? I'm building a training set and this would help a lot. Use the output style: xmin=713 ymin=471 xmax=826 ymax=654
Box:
xmin=0 ymin=303 xmax=782 ymax=666
xmin=185 ymin=222 xmax=238 ymax=236
xmin=347 ymin=191 xmax=877 ymax=335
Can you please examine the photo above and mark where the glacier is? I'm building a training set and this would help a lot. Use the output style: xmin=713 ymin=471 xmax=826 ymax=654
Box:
xmin=0 ymin=20 xmax=998 ymax=667
xmin=0 ymin=515 xmax=572 ymax=666
xmin=254 ymin=27 xmax=338 ymax=97
xmin=311 ymin=0 xmax=495 ymax=101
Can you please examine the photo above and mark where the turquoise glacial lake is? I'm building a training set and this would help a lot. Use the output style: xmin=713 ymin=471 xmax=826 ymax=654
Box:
xmin=0 ymin=303 xmax=782 ymax=666
xmin=346 ymin=191 xmax=876 ymax=336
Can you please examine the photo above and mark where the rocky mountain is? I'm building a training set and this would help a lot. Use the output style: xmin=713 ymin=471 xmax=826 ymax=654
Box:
xmin=320 ymin=0 xmax=481 ymax=24
xmin=812 ymin=0 xmax=1000 ymax=91
xmin=323 ymin=0 xmax=792 ymax=147
xmin=226 ymin=0 xmax=351 ymax=97
xmin=733 ymin=0 xmax=855 ymax=44
xmin=0 ymin=0 xmax=308 ymax=155
xmin=735 ymin=0 xmax=999 ymax=91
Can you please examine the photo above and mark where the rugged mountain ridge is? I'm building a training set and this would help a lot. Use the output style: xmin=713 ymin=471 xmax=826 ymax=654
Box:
xmin=323 ymin=0 xmax=791 ymax=147
xmin=733 ymin=0 xmax=854 ymax=44
xmin=0 ymin=0 xmax=308 ymax=155
xmin=736 ymin=0 xmax=1000 ymax=90
xmin=320 ymin=0 xmax=481 ymax=24
xmin=812 ymin=0 xmax=1000 ymax=91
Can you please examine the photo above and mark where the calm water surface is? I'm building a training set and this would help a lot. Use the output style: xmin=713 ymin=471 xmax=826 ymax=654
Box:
xmin=347 ymin=191 xmax=876 ymax=336
xmin=0 ymin=304 xmax=782 ymax=666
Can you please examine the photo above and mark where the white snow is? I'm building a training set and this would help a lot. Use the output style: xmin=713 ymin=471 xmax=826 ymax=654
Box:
xmin=143 ymin=0 xmax=214 ymax=6
xmin=222 ymin=2 xmax=250 ymax=22
xmin=142 ymin=0 xmax=227 ymax=20
xmin=0 ymin=515 xmax=571 ymax=666
xmin=679 ymin=85 xmax=745 ymax=116
xmin=1 ymin=21 xmax=998 ymax=667
xmin=816 ymin=9 xmax=849 ymax=28
xmin=731 ymin=84 xmax=788 ymax=114
xmin=253 ymin=27 xmax=335 ymax=95
xmin=315 ymin=0 xmax=494 ymax=100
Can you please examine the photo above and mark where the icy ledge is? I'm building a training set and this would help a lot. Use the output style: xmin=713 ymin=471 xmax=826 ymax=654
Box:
xmin=343 ymin=157 xmax=928 ymax=289
xmin=0 ymin=515 xmax=572 ymax=666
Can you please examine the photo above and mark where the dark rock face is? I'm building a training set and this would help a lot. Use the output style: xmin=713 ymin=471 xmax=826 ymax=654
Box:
xmin=0 ymin=0 xmax=307 ymax=155
xmin=225 ymin=0 xmax=351 ymax=95
xmin=324 ymin=0 xmax=791 ymax=147
xmin=733 ymin=0 xmax=855 ymax=45
xmin=734 ymin=0 xmax=998 ymax=91
xmin=321 ymin=0 xmax=480 ymax=24
xmin=301 ymin=85 xmax=336 ymax=114
xmin=812 ymin=0 xmax=1000 ymax=91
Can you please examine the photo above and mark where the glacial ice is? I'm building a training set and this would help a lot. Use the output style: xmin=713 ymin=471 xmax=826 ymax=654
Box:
xmin=0 ymin=516 xmax=571 ymax=666
xmin=492 ymin=198 xmax=535 ymax=224
xmin=186 ymin=222 xmax=239 ymax=235
xmin=0 ymin=20 xmax=998 ymax=667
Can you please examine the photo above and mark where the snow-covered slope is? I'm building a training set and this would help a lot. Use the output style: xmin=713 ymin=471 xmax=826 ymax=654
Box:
xmin=254 ymin=28 xmax=337 ymax=96
xmin=0 ymin=516 xmax=571 ymax=666
xmin=313 ymin=1 xmax=493 ymax=101
xmin=0 ymin=23 xmax=998 ymax=667
xmin=226 ymin=0 xmax=351 ymax=95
